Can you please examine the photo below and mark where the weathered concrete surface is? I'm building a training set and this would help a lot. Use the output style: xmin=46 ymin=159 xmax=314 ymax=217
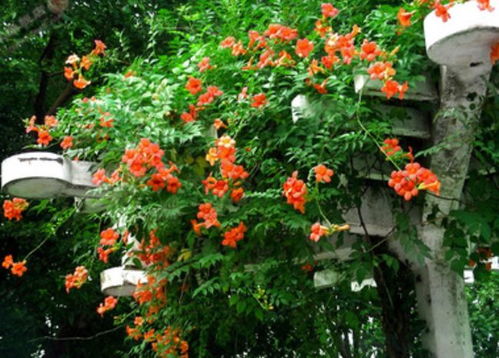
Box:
xmin=354 ymin=74 xmax=438 ymax=101
xmin=1 ymin=152 xmax=96 ymax=198
xmin=415 ymin=3 xmax=499 ymax=355
xmin=342 ymin=187 xmax=421 ymax=237
xmin=424 ymin=0 xmax=499 ymax=71
xmin=313 ymin=233 xmax=359 ymax=261
xmin=100 ymin=266 xmax=147 ymax=297
xmin=292 ymin=96 xmax=432 ymax=139
xmin=313 ymin=268 xmax=376 ymax=291
xmin=414 ymin=65 xmax=490 ymax=358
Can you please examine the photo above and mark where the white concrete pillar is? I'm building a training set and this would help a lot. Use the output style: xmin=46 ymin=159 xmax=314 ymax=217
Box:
xmin=415 ymin=229 xmax=474 ymax=357
xmin=417 ymin=2 xmax=499 ymax=356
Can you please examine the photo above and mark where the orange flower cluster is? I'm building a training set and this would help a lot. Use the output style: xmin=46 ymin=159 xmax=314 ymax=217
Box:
xmin=91 ymin=168 xmax=121 ymax=186
xmin=209 ymin=134 xmax=233 ymax=162
xmin=397 ymin=8 xmax=413 ymax=27
xmin=92 ymin=139 xmax=181 ymax=193
xmin=3 ymin=198 xmax=29 ymax=221
xmin=65 ymin=266 xmax=88 ymax=293
xmin=264 ymin=24 xmax=299 ymax=42
xmin=381 ymin=80 xmax=409 ymax=100
xmin=251 ymin=93 xmax=268 ymax=108
xmin=381 ymin=138 xmax=402 ymax=157
xmin=97 ymin=228 xmax=119 ymax=263
xmin=146 ymin=165 xmax=181 ymax=193
xmin=99 ymin=111 xmax=114 ymax=128
xmin=2 ymin=255 xmax=27 ymax=277
xmin=100 ymin=228 xmax=120 ymax=245
xmin=468 ymin=247 xmax=494 ymax=270
xmin=389 ymin=162 xmax=440 ymax=201
xmin=196 ymin=135 xmax=250 ymax=243
xmin=433 ymin=0 xmax=452 ymax=22
xmin=323 ymin=25 xmax=360 ymax=65
xmin=219 ymin=4 xmax=408 ymax=99
xmin=360 ymin=40 xmax=381 ymax=62
xmin=309 ymin=223 xmax=350 ymax=241
xmin=198 ymin=85 xmax=224 ymax=107
xmin=300 ymin=263 xmax=314 ymax=272
xmin=122 ymin=138 xmax=165 ymax=177
xmin=320 ymin=11 xmax=404 ymax=96
xmin=185 ymin=77 xmax=202 ymax=95
xmin=97 ymin=246 xmax=116 ymax=264
xmin=191 ymin=203 xmax=221 ymax=234
xmin=25 ymin=115 xmax=58 ymax=146
xmin=60 ymin=136 xmax=74 ymax=150
xmin=96 ymin=296 xmax=118 ymax=316
xmin=180 ymin=104 xmax=198 ymax=123
xmin=314 ymin=164 xmax=334 ymax=183
xmin=367 ymin=61 xmax=395 ymax=81
xmin=180 ymin=77 xmax=224 ymax=123
xmin=221 ymin=24 xmax=299 ymax=70
xmin=220 ymin=36 xmax=237 ymax=49
xmin=202 ymin=176 xmax=229 ymax=198
xmin=283 ymin=171 xmax=308 ymax=213
xmin=321 ymin=3 xmax=340 ymax=18
xmin=126 ymin=325 xmax=142 ymax=341
xmin=314 ymin=19 xmax=332 ymax=38
xmin=296 ymin=38 xmax=314 ymax=58
xmin=64 ymin=40 xmax=106 ymax=90
xmin=134 ymin=231 xmax=172 ymax=267
xmin=124 ymin=318 xmax=144 ymax=338
xmin=477 ymin=0 xmax=494 ymax=11
xmin=491 ymin=43 xmax=499 ymax=65
xmin=151 ymin=327 xmax=189 ymax=358
xmin=213 ymin=118 xmax=226 ymax=130
xmin=133 ymin=275 xmax=166 ymax=305
xmin=309 ymin=223 xmax=329 ymax=242
xmin=381 ymin=138 xmax=439 ymax=201
xmin=221 ymin=222 xmax=247 ymax=248
xmin=204 ymin=135 xmax=249 ymax=203
xmin=366 ymin=61 xmax=408 ymax=100
xmin=198 ymin=57 xmax=213 ymax=72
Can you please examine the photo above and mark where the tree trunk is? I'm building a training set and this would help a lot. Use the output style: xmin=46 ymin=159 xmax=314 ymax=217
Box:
xmin=372 ymin=246 xmax=414 ymax=358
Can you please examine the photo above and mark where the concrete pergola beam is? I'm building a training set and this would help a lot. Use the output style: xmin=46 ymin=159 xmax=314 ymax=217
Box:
xmin=313 ymin=259 xmax=498 ymax=290
xmin=1 ymin=152 xmax=96 ymax=199
xmin=292 ymin=95 xmax=432 ymax=139
xmin=100 ymin=266 xmax=147 ymax=297
xmin=354 ymin=74 xmax=438 ymax=102
xmin=341 ymin=187 xmax=421 ymax=237
xmin=313 ymin=268 xmax=377 ymax=292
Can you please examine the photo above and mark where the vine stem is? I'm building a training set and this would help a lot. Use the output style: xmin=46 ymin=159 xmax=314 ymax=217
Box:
xmin=314 ymin=182 xmax=332 ymax=227
xmin=364 ymin=227 xmax=396 ymax=255
xmin=28 ymin=325 xmax=124 ymax=342
xmin=354 ymin=90 xmax=402 ymax=171
xmin=23 ymin=236 xmax=50 ymax=261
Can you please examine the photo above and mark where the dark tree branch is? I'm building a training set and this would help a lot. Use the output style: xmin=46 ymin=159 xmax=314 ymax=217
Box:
xmin=29 ymin=325 xmax=124 ymax=342
xmin=371 ymin=242 xmax=413 ymax=358
xmin=47 ymin=82 xmax=77 ymax=115
xmin=34 ymin=33 xmax=58 ymax=123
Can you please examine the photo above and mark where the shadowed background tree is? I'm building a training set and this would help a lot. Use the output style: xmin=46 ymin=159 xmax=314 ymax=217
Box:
xmin=0 ymin=1 xmax=185 ymax=357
